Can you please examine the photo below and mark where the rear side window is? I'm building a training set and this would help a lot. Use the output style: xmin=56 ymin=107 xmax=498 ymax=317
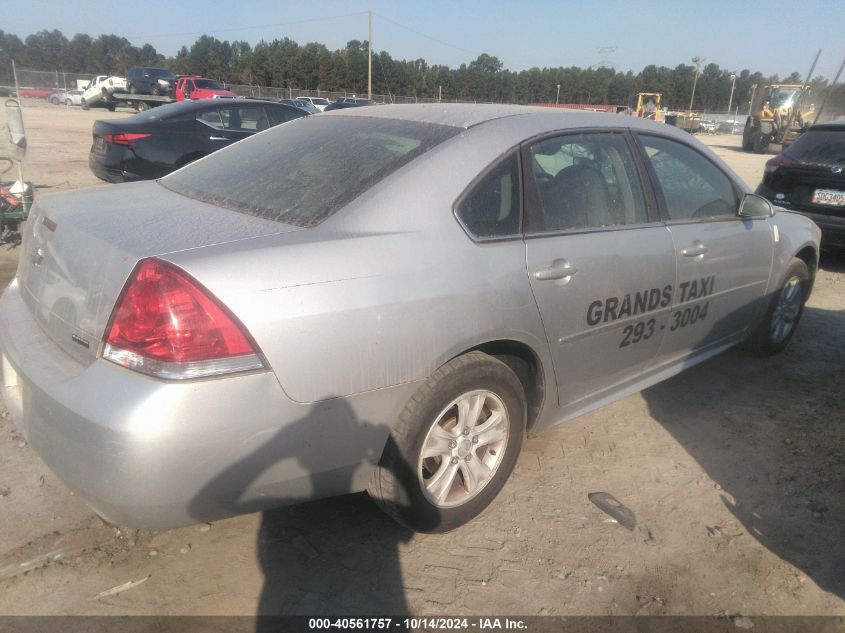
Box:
xmin=786 ymin=129 xmax=845 ymax=164
xmin=221 ymin=106 xmax=269 ymax=131
xmin=267 ymin=106 xmax=304 ymax=125
xmin=162 ymin=116 xmax=461 ymax=227
xmin=639 ymin=135 xmax=738 ymax=221
xmin=197 ymin=109 xmax=224 ymax=129
xmin=528 ymin=132 xmax=648 ymax=232
xmin=457 ymin=153 xmax=520 ymax=239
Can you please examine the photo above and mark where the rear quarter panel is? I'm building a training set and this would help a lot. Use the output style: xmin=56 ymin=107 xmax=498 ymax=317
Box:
xmin=164 ymin=120 xmax=557 ymax=405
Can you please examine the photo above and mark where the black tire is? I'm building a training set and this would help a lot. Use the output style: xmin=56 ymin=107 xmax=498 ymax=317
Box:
xmin=50 ymin=96 xmax=59 ymax=105
xmin=65 ymin=99 xmax=72 ymax=106
xmin=150 ymin=85 xmax=161 ymax=96
xmin=107 ymin=103 xmax=116 ymax=112
xmin=135 ymin=101 xmax=150 ymax=112
xmin=742 ymin=119 xmax=754 ymax=151
xmin=129 ymin=84 xmax=138 ymax=95
xmin=744 ymin=257 xmax=809 ymax=355
xmin=367 ymin=351 xmax=526 ymax=533
xmin=753 ymin=130 xmax=771 ymax=154
xmin=81 ymin=98 xmax=89 ymax=111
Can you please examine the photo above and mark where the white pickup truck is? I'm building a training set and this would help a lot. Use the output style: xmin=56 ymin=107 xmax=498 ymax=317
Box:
xmin=81 ymin=75 xmax=128 ymax=111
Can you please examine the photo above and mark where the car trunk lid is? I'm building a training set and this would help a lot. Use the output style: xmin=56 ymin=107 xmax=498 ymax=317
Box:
xmin=18 ymin=181 xmax=302 ymax=367
xmin=770 ymin=163 xmax=845 ymax=216
xmin=91 ymin=119 xmax=152 ymax=155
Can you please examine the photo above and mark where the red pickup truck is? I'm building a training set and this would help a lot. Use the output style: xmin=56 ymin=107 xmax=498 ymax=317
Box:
xmin=17 ymin=87 xmax=53 ymax=99
xmin=174 ymin=77 xmax=236 ymax=101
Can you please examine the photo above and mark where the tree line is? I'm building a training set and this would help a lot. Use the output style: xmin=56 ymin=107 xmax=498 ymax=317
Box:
xmin=1 ymin=28 xmax=839 ymax=112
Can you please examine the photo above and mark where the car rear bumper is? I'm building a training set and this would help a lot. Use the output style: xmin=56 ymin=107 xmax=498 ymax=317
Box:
xmin=757 ymin=184 xmax=845 ymax=245
xmin=0 ymin=278 xmax=405 ymax=529
xmin=88 ymin=151 xmax=143 ymax=183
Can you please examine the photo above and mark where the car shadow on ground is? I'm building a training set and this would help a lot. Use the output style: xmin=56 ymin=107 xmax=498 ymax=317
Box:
xmin=641 ymin=305 xmax=845 ymax=599
xmin=189 ymin=399 xmax=433 ymax=624
xmin=707 ymin=143 xmax=780 ymax=156
xmin=820 ymin=249 xmax=845 ymax=273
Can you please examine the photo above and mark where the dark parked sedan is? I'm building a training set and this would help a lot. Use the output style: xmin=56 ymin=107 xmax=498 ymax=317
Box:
xmin=89 ymin=99 xmax=307 ymax=183
xmin=127 ymin=67 xmax=177 ymax=96
xmin=279 ymin=98 xmax=318 ymax=113
xmin=323 ymin=100 xmax=374 ymax=112
xmin=757 ymin=123 xmax=845 ymax=248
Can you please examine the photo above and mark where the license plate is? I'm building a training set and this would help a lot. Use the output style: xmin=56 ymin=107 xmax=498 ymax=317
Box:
xmin=811 ymin=188 xmax=845 ymax=207
xmin=93 ymin=137 xmax=106 ymax=154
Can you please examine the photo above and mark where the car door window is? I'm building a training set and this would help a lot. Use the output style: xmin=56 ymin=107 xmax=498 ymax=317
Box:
xmin=639 ymin=135 xmax=739 ymax=221
xmin=456 ymin=153 xmax=520 ymax=239
xmin=527 ymin=133 xmax=647 ymax=232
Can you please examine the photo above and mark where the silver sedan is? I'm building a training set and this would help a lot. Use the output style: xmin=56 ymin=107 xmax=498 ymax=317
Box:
xmin=0 ymin=105 xmax=820 ymax=532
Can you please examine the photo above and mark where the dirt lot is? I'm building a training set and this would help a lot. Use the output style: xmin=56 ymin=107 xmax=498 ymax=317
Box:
xmin=0 ymin=101 xmax=843 ymax=619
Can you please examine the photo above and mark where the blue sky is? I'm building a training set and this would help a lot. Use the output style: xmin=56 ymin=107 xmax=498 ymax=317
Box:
xmin=4 ymin=0 xmax=844 ymax=79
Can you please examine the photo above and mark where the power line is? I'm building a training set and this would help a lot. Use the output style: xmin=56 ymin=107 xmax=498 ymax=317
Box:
xmin=124 ymin=11 xmax=369 ymax=43
xmin=372 ymin=11 xmax=481 ymax=58
xmin=593 ymin=46 xmax=618 ymax=70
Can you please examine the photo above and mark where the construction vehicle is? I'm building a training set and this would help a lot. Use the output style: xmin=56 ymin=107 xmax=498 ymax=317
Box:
xmin=665 ymin=110 xmax=701 ymax=133
xmin=635 ymin=93 xmax=664 ymax=122
xmin=742 ymin=84 xmax=815 ymax=153
xmin=632 ymin=93 xmax=703 ymax=132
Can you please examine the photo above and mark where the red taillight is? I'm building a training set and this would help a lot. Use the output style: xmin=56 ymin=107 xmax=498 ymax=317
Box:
xmin=105 ymin=133 xmax=151 ymax=146
xmin=764 ymin=154 xmax=795 ymax=174
xmin=103 ymin=258 xmax=264 ymax=379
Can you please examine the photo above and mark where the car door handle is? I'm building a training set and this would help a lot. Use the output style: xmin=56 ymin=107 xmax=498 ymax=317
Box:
xmin=209 ymin=136 xmax=228 ymax=141
xmin=534 ymin=265 xmax=578 ymax=281
xmin=682 ymin=245 xmax=708 ymax=257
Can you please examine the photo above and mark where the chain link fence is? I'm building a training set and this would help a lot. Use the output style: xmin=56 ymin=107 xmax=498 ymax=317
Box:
xmin=8 ymin=69 xmax=96 ymax=98
xmin=223 ymin=84 xmax=475 ymax=105
xmin=6 ymin=67 xmax=488 ymax=106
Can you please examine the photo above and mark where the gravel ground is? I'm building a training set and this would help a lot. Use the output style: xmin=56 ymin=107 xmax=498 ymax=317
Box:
xmin=0 ymin=101 xmax=842 ymax=618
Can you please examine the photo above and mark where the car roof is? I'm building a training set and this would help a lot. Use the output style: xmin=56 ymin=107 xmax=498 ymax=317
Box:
xmin=321 ymin=103 xmax=691 ymax=136
xmin=121 ymin=98 xmax=301 ymax=121
xmin=807 ymin=122 xmax=845 ymax=132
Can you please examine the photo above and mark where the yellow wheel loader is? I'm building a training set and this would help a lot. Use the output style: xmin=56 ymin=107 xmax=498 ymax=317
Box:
xmin=742 ymin=84 xmax=814 ymax=153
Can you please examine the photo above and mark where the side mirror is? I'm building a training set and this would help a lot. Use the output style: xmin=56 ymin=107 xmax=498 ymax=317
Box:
xmin=3 ymin=99 xmax=27 ymax=161
xmin=738 ymin=193 xmax=774 ymax=219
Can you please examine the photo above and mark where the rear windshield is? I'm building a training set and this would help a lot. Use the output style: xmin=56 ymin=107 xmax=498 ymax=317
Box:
xmin=161 ymin=115 xmax=461 ymax=228
xmin=148 ymin=68 xmax=175 ymax=78
xmin=786 ymin=129 xmax=845 ymax=164
xmin=194 ymin=79 xmax=224 ymax=90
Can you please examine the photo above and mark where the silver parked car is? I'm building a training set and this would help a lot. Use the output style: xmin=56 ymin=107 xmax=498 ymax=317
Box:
xmin=50 ymin=89 xmax=84 ymax=106
xmin=0 ymin=105 xmax=821 ymax=532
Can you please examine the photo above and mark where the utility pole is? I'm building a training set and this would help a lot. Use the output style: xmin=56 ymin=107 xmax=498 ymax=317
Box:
xmin=786 ymin=48 xmax=821 ymax=131
xmin=368 ymin=10 xmax=372 ymax=101
xmin=813 ymin=55 xmax=845 ymax=125
xmin=689 ymin=56 xmax=705 ymax=113
xmin=748 ymin=84 xmax=757 ymax=116
xmin=727 ymin=72 xmax=737 ymax=115
xmin=556 ymin=84 xmax=560 ymax=104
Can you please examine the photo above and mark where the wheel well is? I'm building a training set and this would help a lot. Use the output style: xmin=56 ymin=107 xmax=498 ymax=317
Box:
xmin=469 ymin=340 xmax=545 ymax=432
xmin=795 ymin=246 xmax=818 ymax=293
